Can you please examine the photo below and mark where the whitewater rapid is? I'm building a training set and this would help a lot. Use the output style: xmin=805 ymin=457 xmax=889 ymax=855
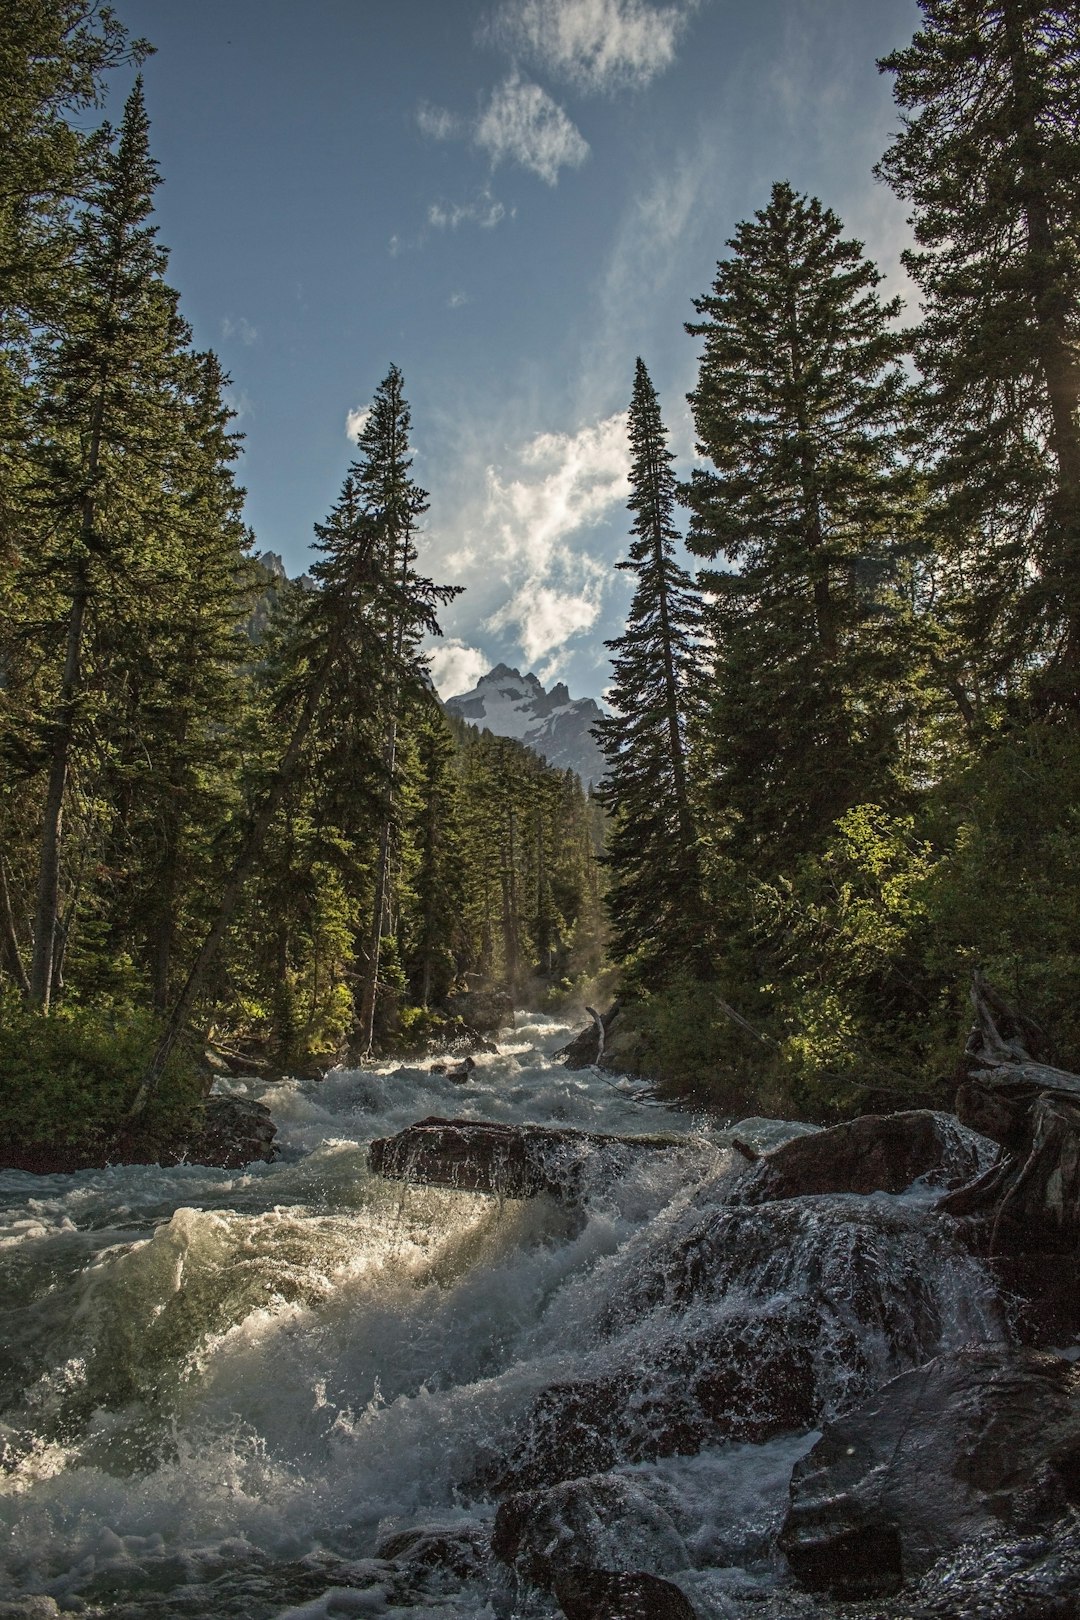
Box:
xmin=0 ymin=1013 xmax=998 ymax=1618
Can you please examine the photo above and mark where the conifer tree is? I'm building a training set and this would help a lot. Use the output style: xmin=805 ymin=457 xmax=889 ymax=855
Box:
xmin=684 ymin=182 xmax=912 ymax=874
xmin=346 ymin=366 xmax=442 ymax=1051
xmin=595 ymin=359 xmax=705 ymax=979
xmin=26 ymin=79 xmax=190 ymax=1008
xmin=877 ymin=1 xmax=1080 ymax=713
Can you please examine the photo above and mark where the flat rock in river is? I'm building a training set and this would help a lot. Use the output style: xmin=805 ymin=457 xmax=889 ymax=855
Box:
xmin=367 ymin=1116 xmax=685 ymax=1200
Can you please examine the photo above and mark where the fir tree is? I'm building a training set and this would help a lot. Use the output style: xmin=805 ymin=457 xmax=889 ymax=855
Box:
xmin=684 ymin=182 xmax=913 ymax=874
xmin=26 ymin=79 xmax=190 ymax=1007
xmin=877 ymin=0 xmax=1080 ymax=713
xmin=595 ymin=358 xmax=705 ymax=979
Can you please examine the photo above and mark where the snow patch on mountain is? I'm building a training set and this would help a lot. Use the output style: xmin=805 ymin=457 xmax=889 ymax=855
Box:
xmin=445 ymin=664 xmax=607 ymax=788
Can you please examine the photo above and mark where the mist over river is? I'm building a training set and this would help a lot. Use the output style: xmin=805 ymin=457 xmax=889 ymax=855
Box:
xmin=0 ymin=1014 xmax=1001 ymax=1619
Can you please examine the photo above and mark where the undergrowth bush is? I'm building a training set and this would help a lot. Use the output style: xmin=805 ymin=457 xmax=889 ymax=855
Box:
xmin=0 ymin=999 xmax=205 ymax=1157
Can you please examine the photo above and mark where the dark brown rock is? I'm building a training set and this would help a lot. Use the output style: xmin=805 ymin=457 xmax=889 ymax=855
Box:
xmin=178 ymin=1096 xmax=277 ymax=1168
xmin=481 ymin=1305 xmax=825 ymax=1495
xmin=368 ymin=1116 xmax=682 ymax=1201
xmin=491 ymin=1473 xmax=689 ymax=1586
xmin=990 ymin=1254 xmax=1080 ymax=1347
xmin=553 ymin=1566 xmax=698 ymax=1620
xmin=374 ymin=1523 xmax=488 ymax=1579
xmin=736 ymin=1110 xmax=989 ymax=1204
xmin=779 ymin=1347 xmax=1080 ymax=1599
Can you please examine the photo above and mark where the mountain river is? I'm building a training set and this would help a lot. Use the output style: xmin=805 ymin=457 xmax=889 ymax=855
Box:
xmin=0 ymin=1013 xmax=1004 ymax=1618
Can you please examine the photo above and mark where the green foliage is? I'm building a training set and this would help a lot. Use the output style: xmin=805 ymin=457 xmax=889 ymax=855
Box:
xmin=595 ymin=358 xmax=707 ymax=983
xmin=0 ymin=997 xmax=203 ymax=1153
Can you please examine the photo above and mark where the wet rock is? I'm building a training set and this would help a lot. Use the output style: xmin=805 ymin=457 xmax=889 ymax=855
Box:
xmin=989 ymin=1254 xmax=1080 ymax=1348
xmin=736 ymin=1110 xmax=991 ymax=1204
xmin=484 ymin=1305 xmax=821 ymax=1494
xmin=491 ymin=1473 xmax=690 ymax=1586
xmin=375 ymin=1523 xmax=489 ymax=1580
xmin=368 ymin=1116 xmax=683 ymax=1201
xmin=779 ymin=1347 xmax=1080 ymax=1599
xmin=178 ymin=1095 xmax=277 ymax=1168
xmin=553 ymin=1566 xmax=698 ymax=1619
xmin=613 ymin=1194 xmax=991 ymax=1372
xmin=913 ymin=1515 xmax=1080 ymax=1619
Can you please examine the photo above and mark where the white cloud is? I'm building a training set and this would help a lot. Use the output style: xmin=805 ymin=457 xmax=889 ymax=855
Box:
xmin=485 ymin=413 xmax=629 ymax=570
xmin=475 ymin=72 xmax=589 ymax=185
xmin=487 ymin=0 xmax=694 ymax=93
xmin=488 ymin=584 xmax=600 ymax=665
xmin=221 ymin=314 xmax=258 ymax=346
xmin=417 ymin=100 xmax=463 ymax=140
xmin=223 ymin=387 xmax=254 ymax=420
xmin=477 ymin=413 xmax=629 ymax=660
xmin=428 ymin=189 xmax=506 ymax=229
xmin=427 ymin=639 xmax=490 ymax=698
xmin=448 ymin=290 xmax=470 ymax=308
xmin=345 ymin=405 xmax=371 ymax=441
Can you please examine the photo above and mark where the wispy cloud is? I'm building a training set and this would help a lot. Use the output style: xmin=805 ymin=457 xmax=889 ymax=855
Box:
xmin=345 ymin=405 xmax=371 ymax=441
xmin=416 ymin=100 xmax=464 ymax=140
xmin=486 ymin=0 xmax=695 ymax=93
xmin=221 ymin=314 xmax=258 ymax=346
xmin=475 ymin=72 xmax=589 ymax=184
xmin=223 ymin=386 xmax=254 ymax=420
xmin=447 ymin=290 xmax=470 ymax=308
xmin=479 ymin=413 xmax=629 ymax=661
xmin=417 ymin=78 xmax=587 ymax=190
xmin=427 ymin=639 xmax=489 ymax=697
xmin=428 ymin=188 xmax=507 ymax=229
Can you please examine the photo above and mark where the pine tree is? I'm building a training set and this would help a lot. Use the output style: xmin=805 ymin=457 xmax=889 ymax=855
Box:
xmin=684 ymin=182 xmax=913 ymax=875
xmin=25 ymin=79 xmax=191 ymax=1008
xmin=344 ymin=366 xmax=448 ymax=1051
xmin=595 ymin=358 xmax=705 ymax=979
xmin=877 ymin=0 xmax=1080 ymax=713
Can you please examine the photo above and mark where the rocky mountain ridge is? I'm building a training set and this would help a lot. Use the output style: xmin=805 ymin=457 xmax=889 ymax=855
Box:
xmin=445 ymin=663 xmax=607 ymax=788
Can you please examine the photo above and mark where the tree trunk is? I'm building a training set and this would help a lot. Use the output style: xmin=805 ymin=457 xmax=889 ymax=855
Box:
xmin=29 ymin=562 xmax=90 ymax=1008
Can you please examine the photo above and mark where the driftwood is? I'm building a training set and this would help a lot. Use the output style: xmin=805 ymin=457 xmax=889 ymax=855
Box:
xmin=940 ymin=974 xmax=1080 ymax=1254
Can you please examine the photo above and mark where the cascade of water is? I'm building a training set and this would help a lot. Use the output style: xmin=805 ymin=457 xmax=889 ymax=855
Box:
xmin=0 ymin=1014 xmax=1007 ymax=1619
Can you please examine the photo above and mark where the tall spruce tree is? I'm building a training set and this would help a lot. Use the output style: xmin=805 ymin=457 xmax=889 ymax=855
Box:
xmin=595 ymin=358 xmax=705 ymax=980
xmin=877 ymin=1 xmax=1080 ymax=713
xmin=684 ymin=182 xmax=913 ymax=875
xmin=26 ymin=79 xmax=190 ymax=1008
xmin=347 ymin=366 xmax=439 ymax=1051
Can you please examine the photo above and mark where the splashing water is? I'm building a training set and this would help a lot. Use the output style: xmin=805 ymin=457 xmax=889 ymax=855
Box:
xmin=0 ymin=1013 xmax=1003 ymax=1619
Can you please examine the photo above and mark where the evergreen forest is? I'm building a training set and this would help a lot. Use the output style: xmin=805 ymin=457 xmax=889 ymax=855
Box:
xmin=2 ymin=0 xmax=1079 ymax=1162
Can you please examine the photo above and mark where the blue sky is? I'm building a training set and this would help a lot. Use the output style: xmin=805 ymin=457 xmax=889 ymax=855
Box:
xmin=108 ymin=0 xmax=921 ymax=701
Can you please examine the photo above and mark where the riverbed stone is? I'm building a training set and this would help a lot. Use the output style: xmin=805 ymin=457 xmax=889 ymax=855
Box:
xmin=779 ymin=1346 xmax=1080 ymax=1599
xmin=177 ymin=1095 xmax=277 ymax=1168
xmin=481 ymin=1304 xmax=823 ymax=1494
xmin=367 ymin=1116 xmax=684 ymax=1201
xmin=551 ymin=1566 xmax=698 ymax=1619
xmin=491 ymin=1473 xmax=690 ymax=1586
xmin=735 ymin=1110 xmax=990 ymax=1204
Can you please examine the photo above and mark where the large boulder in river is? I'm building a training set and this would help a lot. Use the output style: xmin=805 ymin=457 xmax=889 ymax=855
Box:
xmin=492 ymin=1472 xmax=691 ymax=1586
xmin=778 ymin=1347 xmax=1080 ymax=1600
xmin=483 ymin=1304 xmax=822 ymax=1495
xmin=735 ymin=1110 xmax=990 ymax=1203
xmin=174 ymin=1095 xmax=277 ymax=1168
xmin=368 ymin=1116 xmax=685 ymax=1201
xmin=553 ymin=1567 xmax=698 ymax=1620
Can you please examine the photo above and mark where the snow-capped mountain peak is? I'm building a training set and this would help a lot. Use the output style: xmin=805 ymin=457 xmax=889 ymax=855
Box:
xmin=445 ymin=665 xmax=606 ymax=787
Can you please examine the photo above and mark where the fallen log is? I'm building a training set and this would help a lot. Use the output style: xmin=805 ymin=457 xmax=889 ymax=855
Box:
xmin=367 ymin=1115 xmax=684 ymax=1201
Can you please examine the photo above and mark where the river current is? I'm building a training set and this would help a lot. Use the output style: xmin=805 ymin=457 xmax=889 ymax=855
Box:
xmin=0 ymin=1013 xmax=999 ymax=1619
